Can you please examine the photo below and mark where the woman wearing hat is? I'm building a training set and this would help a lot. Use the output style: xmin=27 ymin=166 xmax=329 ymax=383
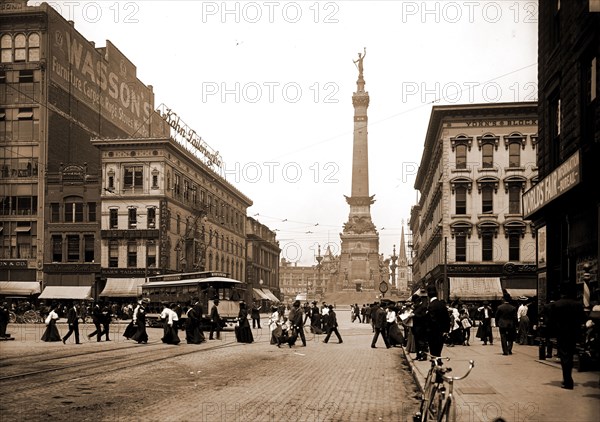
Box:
xmin=41 ymin=303 xmax=61 ymax=342
xmin=235 ymin=301 xmax=254 ymax=343
xmin=476 ymin=301 xmax=494 ymax=345
xmin=130 ymin=298 xmax=149 ymax=344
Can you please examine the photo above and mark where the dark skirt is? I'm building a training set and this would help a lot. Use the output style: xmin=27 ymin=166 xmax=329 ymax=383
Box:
xmin=123 ymin=321 xmax=137 ymax=339
xmin=406 ymin=328 xmax=416 ymax=353
xmin=162 ymin=324 xmax=181 ymax=345
xmin=186 ymin=325 xmax=205 ymax=344
xmin=41 ymin=320 xmax=61 ymax=342
xmin=235 ymin=325 xmax=254 ymax=343
xmin=388 ymin=323 xmax=405 ymax=347
xmin=131 ymin=324 xmax=148 ymax=343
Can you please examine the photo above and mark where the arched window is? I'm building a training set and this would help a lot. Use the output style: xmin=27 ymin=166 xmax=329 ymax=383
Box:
xmin=14 ymin=34 xmax=26 ymax=62
xmin=28 ymin=33 xmax=40 ymax=62
xmin=0 ymin=34 xmax=13 ymax=63
xmin=64 ymin=196 xmax=84 ymax=223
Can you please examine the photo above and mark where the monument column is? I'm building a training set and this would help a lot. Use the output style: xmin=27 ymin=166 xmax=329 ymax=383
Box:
xmin=339 ymin=48 xmax=380 ymax=291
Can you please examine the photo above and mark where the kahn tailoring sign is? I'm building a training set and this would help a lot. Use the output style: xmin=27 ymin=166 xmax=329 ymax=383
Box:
xmin=523 ymin=150 xmax=581 ymax=218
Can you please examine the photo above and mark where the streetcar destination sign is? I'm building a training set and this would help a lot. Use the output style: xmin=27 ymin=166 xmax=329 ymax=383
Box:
xmin=523 ymin=150 xmax=580 ymax=218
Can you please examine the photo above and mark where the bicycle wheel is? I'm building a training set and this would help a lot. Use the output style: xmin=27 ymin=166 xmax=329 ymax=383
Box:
xmin=8 ymin=311 xmax=17 ymax=324
xmin=419 ymin=370 xmax=435 ymax=416
xmin=23 ymin=310 xmax=37 ymax=324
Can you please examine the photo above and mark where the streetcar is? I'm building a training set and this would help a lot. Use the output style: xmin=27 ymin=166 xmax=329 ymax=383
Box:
xmin=141 ymin=271 xmax=247 ymax=330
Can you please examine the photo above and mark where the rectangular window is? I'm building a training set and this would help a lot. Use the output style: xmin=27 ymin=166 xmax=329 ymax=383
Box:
xmin=173 ymin=173 xmax=181 ymax=196
xmin=455 ymin=145 xmax=467 ymax=169
xmin=455 ymin=187 xmax=467 ymax=214
xmin=127 ymin=242 xmax=137 ymax=267
xmin=509 ymin=234 xmax=520 ymax=261
xmin=84 ymin=235 xmax=94 ymax=262
xmin=508 ymin=186 xmax=521 ymax=214
xmin=128 ymin=208 xmax=137 ymax=229
xmin=52 ymin=235 xmax=62 ymax=262
xmin=123 ymin=166 xmax=143 ymax=190
xmin=109 ymin=240 xmax=119 ymax=267
xmin=88 ymin=202 xmax=96 ymax=222
xmin=50 ymin=203 xmax=60 ymax=223
xmin=482 ymin=233 xmax=493 ymax=261
xmin=109 ymin=209 xmax=118 ymax=229
xmin=482 ymin=144 xmax=494 ymax=168
xmin=147 ymin=242 xmax=157 ymax=268
xmin=482 ymin=186 xmax=493 ymax=213
xmin=147 ymin=208 xmax=156 ymax=228
xmin=455 ymin=234 xmax=466 ymax=262
xmin=508 ymin=143 xmax=520 ymax=168
xmin=183 ymin=180 xmax=190 ymax=201
xmin=67 ymin=235 xmax=79 ymax=262
xmin=65 ymin=202 xmax=83 ymax=223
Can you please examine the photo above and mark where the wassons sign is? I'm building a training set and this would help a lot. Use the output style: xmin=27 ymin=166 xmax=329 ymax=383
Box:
xmin=49 ymin=13 xmax=155 ymax=138
xmin=523 ymin=150 xmax=581 ymax=218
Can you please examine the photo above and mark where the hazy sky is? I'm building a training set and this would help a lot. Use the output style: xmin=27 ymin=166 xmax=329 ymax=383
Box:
xmin=45 ymin=0 xmax=538 ymax=265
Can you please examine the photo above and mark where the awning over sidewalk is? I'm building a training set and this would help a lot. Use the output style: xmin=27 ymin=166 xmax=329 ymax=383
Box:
xmin=505 ymin=288 xmax=537 ymax=299
xmin=449 ymin=277 xmax=503 ymax=301
xmin=99 ymin=278 xmax=145 ymax=297
xmin=261 ymin=288 xmax=280 ymax=302
xmin=253 ymin=288 xmax=270 ymax=300
xmin=38 ymin=286 xmax=92 ymax=300
xmin=0 ymin=281 xmax=41 ymax=296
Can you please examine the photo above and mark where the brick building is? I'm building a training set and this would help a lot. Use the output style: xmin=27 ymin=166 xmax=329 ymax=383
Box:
xmin=523 ymin=1 xmax=599 ymax=308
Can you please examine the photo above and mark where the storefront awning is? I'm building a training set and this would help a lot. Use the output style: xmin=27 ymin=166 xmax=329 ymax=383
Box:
xmin=253 ymin=288 xmax=270 ymax=300
xmin=100 ymin=278 xmax=145 ymax=297
xmin=505 ymin=288 xmax=537 ymax=299
xmin=449 ymin=277 xmax=503 ymax=301
xmin=261 ymin=288 xmax=280 ymax=303
xmin=38 ymin=286 xmax=92 ymax=300
xmin=0 ymin=281 xmax=41 ymax=296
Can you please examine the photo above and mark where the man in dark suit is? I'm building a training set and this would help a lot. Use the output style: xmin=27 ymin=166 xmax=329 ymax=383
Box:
xmin=62 ymin=302 xmax=81 ymax=344
xmin=370 ymin=302 xmax=390 ymax=348
xmin=323 ymin=305 xmax=343 ymax=344
xmin=495 ymin=295 xmax=518 ymax=355
xmin=550 ymin=290 xmax=586 ymax=389
xmin=426 ymin=284 xmax=450 ymax=357
xmin=87 ymin=303 xmax=103 ymax=342
xmin=209 ymin=299 xmax=222 ymax=340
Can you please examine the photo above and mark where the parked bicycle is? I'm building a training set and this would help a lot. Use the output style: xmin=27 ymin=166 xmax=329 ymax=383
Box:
xmin=8 ymin=310 xmax=43 ymax=324
xmin=414 ymin=355 xmax=475 ymax=422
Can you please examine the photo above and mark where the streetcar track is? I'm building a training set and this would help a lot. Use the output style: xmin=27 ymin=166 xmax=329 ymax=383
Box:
xmin=0 ymin=338 xmax=268 ymax=386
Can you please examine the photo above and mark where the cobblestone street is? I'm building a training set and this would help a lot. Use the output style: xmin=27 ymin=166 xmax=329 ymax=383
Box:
xmin=0 ymin=310 xmax=420 ymax=422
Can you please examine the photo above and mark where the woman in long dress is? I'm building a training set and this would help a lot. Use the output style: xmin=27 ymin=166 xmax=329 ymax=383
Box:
xmin=130 ymin=299 xmax=149 ymax=344
xmin=235 ymin=302 xmax=254 ymax=343
xmin=185 ymin=301 xmax=205 ymax=344
xmin=41 ymin=305 xmax=61 ymax=342
xmin=160 ymin=303 xmax=180 ymax=345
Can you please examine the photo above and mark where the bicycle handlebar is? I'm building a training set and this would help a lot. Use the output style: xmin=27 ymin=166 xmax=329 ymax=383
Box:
xmin=441 ymin=360 xmax=475 ymax=382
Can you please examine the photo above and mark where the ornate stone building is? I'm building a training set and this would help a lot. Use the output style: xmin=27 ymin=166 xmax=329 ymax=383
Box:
xmin=410 ymin=102 xmax=538 ymax=302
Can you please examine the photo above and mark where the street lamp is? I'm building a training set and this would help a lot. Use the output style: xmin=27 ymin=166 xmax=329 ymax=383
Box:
xmin=390 ymin=244 xmax=398 ymax=290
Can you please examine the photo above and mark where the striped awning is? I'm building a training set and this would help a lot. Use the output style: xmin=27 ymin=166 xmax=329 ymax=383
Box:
xmin=100 ymin=278 xmax=145 ymax=297
xmin=0 ymin=281 xmax=41 ymax=296
xmin=38 ymin=286 xmax=92 ymax=300
xmin=505 ymin=288 xmax=537 ymax=299
xmin=449 ymin=277 xmax=503 ymax=301
xmin=261 ymin=288 xmax=280 ymax=303
xmin=253 ymin=288 xmax=270 ymax=300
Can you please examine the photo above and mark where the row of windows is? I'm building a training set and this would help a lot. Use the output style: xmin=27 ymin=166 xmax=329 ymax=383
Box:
xmin=453 ymin=232 xmax=523 ymax=262
xmin=0 ymin=195 xmax=37 ymax=216
xmin=0 ymin=33 xmax=40 ymax=63
xmin=0 ymin=145 xmax=39 ymax=178
xmin=454 ymin=135 xmax=529 ymax=170
xmin=0 ymin=107 xmax=40 ymax=141
xmin=454 ymin=185 xmax=522 ymax=215
xmin=0 ymin=222 xmax=36 ymax=259
xmin=50 ymin=201 xmax=97 ymax=223
xmin=107 ymin=165 xmax=245 ymax=234
xmin=51 ymin=234 xmax=95 ymax=263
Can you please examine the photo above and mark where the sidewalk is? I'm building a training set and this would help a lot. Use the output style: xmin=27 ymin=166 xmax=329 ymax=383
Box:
xmin=403 ymin=329 xmax=599 ymax=422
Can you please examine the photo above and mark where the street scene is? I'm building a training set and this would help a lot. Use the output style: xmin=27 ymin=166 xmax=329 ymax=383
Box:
xmin=1 ymin=1 xmax=600 ymax=421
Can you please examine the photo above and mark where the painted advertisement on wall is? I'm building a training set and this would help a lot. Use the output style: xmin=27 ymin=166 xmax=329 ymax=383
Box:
xmin=48 ymin=13 xmax=159 ymax=138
